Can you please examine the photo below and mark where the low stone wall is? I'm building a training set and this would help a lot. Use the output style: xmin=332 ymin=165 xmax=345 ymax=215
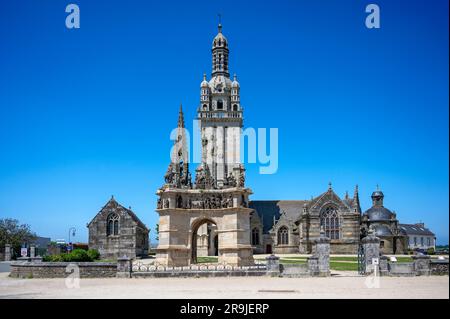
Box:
xmin=387 ymin=262 xmax=415 ymax=277
xmin=279 ymin=263 xmax=310 ymax=277
xmin=430 ymin=260 xmax=449 ymax=275
xmin=380 ymin=256 xmax=448 ymax=277
xmin=9 ymin=261 xmax=117 ymax=278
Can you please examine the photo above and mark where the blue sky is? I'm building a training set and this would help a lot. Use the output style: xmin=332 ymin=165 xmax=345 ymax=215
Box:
xmin=0 ymin=0 xmax=448 ymax=245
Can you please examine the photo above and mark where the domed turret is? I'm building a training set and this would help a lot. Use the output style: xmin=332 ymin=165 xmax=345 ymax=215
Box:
xmin=371 ymin=189 xmax=384 ymax=206
xmin=211 ymin=24 xmax=230 ymax=77
xmin=363 ymin=186 xmax=394 ymax=222
xmin=212 ymin=24 xmax=228 ymax=49
xmin=232 ymin=74 xmax=240 ymax=88
xmin=200 ymin=73 xmax=209 ymax=88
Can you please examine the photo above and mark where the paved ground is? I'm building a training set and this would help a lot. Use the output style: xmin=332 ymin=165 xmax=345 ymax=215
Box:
xmin=0 ymin=272 xmax=447 ymax=299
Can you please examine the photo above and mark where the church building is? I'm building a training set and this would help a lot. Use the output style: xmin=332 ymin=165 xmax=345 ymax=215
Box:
xmin=249 ymin=184 xmax=361 ymax=254
xmin=87 ymin=197 xmax=149 ymax=259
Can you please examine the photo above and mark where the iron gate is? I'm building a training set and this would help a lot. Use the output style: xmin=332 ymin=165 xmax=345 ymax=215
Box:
xmin=357 ymin=242 xmax=366 ymax=275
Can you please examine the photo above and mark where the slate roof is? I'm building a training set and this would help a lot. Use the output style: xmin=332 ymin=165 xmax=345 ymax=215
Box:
xmin=88 ymin=197 xmax=149 ymax=231
xmin=399 ymin=224 xmax=435 ymax=237
xmin=249 ymin=200 xmax=307 ymax=233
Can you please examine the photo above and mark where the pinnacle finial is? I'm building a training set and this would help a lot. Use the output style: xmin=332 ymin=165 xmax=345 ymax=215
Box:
xmin=376 ymin=184 xmax=379 ymax=190
xmin=203 ymin=73 xmax=207 ymax=80
xmin=328 ymin=181 xmax=332 ymax=190
xmin=218 ymin=14 xmax=222 ymax=32
xmin=177 ymin=104 xmax=184 ymax=128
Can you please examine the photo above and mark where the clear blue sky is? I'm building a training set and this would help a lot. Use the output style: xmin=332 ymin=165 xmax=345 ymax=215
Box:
xmin=0 ymin=0 xmax=448 ymax=245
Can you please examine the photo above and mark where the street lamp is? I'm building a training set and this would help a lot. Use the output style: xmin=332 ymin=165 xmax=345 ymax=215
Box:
xmin=68 ymin=227 xmax=76 ymax=249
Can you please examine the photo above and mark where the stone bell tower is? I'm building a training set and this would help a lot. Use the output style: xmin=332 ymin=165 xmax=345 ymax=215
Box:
xmin=198 ymin=23 xmax=243 ymax=188
xmin=155 ymin=23 xmax=254 ymax=267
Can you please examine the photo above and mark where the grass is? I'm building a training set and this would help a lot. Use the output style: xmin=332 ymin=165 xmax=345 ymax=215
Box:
xmin=196 ymin=256 xmax=218 ymax=263
xmin=330 ymin=257 xmax=357 ymax=262
xmin=330 ymin=262 xmax=358 ymax=271
xmin=193 ymin=255 xmax=418 ymax=269
xmin=97 ymin=259 xmax=116 ymax=263
xmin=280 ymin=259 xmax=307 ymax=264
xmin=393 ymin=257 xmax=413 ymax=262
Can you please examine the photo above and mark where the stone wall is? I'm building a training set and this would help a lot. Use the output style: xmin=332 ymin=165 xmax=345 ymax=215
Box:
xmin=387 ymin=262 xmax=415 ymax=277
xmin=430 ymin=260 xmax=449 ymax=275
xmin=279 ymin=263 xmax=310 ymax=277
xmin=9 ymin=261 xmax=117 ymax=278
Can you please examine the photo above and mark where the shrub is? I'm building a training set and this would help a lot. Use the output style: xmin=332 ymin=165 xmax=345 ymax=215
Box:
xmin=66 ymin=249 xmax=92 ymax=262
xmin=43 ymin=254 xmax=65 ymax=262
xmin=427 ymin=248 xmax=435 ymax=255
xmin=86 ymin=249 xmax=100 ymax=261
xmin=42 ymin=249 xmax=100 ymax=262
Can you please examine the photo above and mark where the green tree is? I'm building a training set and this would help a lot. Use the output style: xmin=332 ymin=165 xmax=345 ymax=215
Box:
xmin=0 ymin=218 xmax=37 ymax=257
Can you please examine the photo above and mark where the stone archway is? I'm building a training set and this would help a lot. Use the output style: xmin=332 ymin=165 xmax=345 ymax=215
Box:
xmin=190 ymin=217 xmax=217 ymax=263
xmin=155 ymin=187 xmax=255 ymax=267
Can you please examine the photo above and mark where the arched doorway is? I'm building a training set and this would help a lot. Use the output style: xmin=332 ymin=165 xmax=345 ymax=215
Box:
xmin=191 ymin=218 xmax=218 ymax=264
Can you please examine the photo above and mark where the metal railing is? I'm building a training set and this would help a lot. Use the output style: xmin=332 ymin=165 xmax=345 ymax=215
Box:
xmin=132 ymin=261 xmax=267 ymax=272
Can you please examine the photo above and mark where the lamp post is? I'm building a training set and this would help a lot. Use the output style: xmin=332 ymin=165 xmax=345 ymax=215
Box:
xmin=68 ymin=227 xmax=76 ymax=251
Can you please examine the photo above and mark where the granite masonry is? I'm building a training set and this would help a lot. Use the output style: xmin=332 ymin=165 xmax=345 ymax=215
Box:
xmin=87 ymin=197 xmax=149 ymax=259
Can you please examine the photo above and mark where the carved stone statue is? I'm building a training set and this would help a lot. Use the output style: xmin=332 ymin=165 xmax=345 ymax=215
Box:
xmin=195 ymin=163 xmax=215 ymax=189
xmin=226 ymin=173 xmax=237 ymax=187
xmin=164 ymin=163 xmax=175 ymax=185
xmin=157 ymin=198 xmax=162 ymax=209
xmin=238 ymin=165 xmax=245 ymax=188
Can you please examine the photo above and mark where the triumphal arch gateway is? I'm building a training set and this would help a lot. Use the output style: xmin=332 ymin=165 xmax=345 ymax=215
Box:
xmin=155 ymin=23 xmax=255 ymax=266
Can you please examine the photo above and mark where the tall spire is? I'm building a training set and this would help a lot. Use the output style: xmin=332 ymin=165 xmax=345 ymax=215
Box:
xmin=177 ymin=104 xmax=185 ymax=128
xmin=218 ymin=13 xmax=222 ymax=33
xmin=352 ymin=184 xmax=361 ymax=213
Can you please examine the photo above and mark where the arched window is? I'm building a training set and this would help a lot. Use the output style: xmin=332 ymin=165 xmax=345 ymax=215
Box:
xmin=320 ymin=206 xmax=340 ymax=239
xmin=277 ymin=226 xmax=289 ymax=245
xmin=251 ymin=227 xmax=260 ymax=245
xmin=217 ymin=100 xmax=223 ymax=109
xmin=107 ymin=213 xmax=119 ymax=236
xmin=203 ymin=104 xmax=208 ymax=110
xmin=233 ymin=104 xmax=238 ymax=111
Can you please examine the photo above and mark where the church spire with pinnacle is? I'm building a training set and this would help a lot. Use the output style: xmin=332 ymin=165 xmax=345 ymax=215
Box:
xmin=352 ymin=185 xmax=361 ymax=214
xmin=177 ymin=104 xmax=185 ymax=128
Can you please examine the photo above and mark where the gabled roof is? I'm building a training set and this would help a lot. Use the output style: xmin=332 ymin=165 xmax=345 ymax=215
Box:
xmin=399 ymin=224 xmax=435 ymax=236
xmin=249 ymin=185 xmax=358 ymax=233
xmin=249 ymin=201 xmax=282 ymax=233
xmin=87 ymin=197 xmax=149 ymax=231
xmin=249 ymin=200 xmax=307 ymax=233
